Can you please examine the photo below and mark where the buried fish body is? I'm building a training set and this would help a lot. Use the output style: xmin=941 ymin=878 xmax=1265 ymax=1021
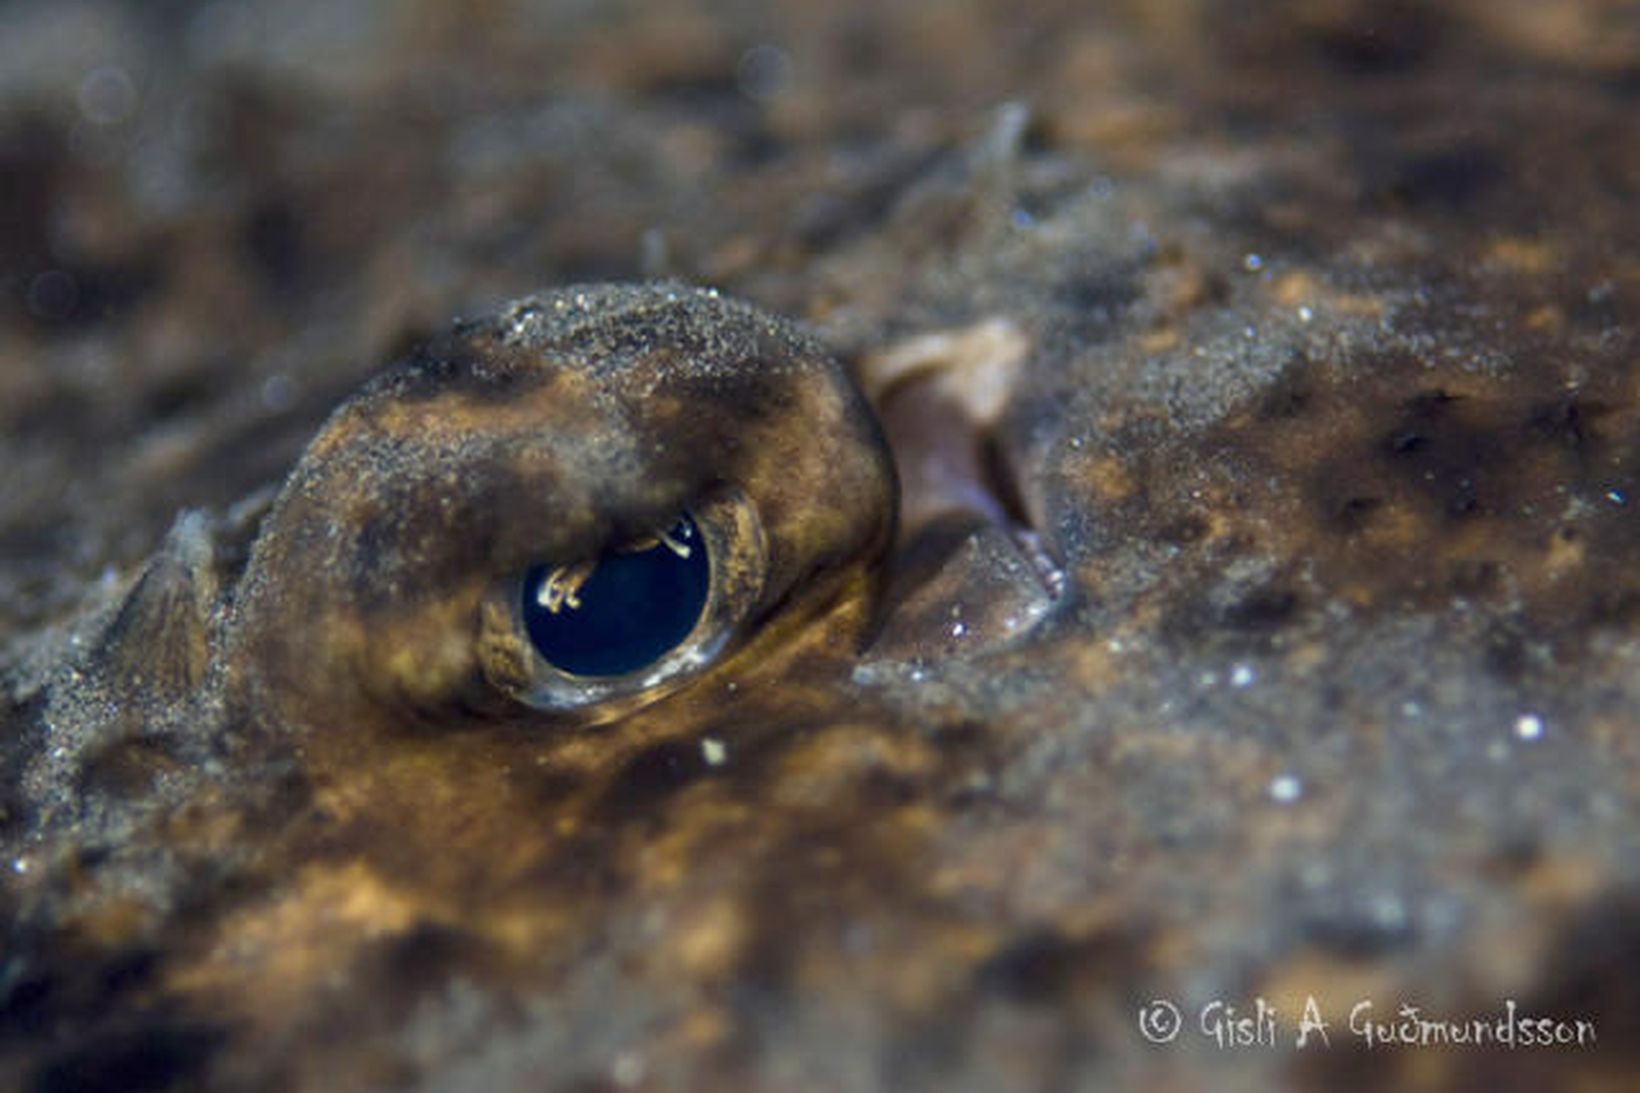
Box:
xmin=9 ymin=243 xmax=1633 ymax=1090
xmin=6 ymin=238 xmax=1640 ymax=1093
xmin=3 ymin=13 xmax=1639 ymax=1084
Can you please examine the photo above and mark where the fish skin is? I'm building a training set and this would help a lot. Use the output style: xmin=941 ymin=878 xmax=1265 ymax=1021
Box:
xmin=2 ymin=3 xmax=1639 ymax=1091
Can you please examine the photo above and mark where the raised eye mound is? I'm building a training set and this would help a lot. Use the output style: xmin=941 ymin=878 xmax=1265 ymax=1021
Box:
xmin=227 ymin=283 xmax=898 ymax=727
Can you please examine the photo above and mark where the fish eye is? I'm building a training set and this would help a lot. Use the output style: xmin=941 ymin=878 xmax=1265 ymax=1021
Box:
xmin=520 ymin=514 xmax=709 ymax=678
xmin=477 ymin=488 xmax=769 ymax=722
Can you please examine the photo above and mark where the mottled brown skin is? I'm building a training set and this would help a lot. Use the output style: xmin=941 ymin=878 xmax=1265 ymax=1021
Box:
xmin=4 ymin=3 xmax=1640 ymax=1092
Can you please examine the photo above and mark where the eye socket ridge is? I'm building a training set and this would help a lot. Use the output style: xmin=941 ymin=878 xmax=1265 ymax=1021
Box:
xmin=477 ymin=487 xmax=766 ymax=721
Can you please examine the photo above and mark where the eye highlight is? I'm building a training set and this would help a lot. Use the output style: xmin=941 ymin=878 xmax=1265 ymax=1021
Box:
xmin=520 ymin=514 xmax=710 ymax=678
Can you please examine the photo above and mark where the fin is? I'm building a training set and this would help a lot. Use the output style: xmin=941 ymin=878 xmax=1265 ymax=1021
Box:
xmin=94 ymin=510 xmax=219 ymax=698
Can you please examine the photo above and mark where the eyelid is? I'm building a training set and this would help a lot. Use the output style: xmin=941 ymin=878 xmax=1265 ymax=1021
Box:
xmin=476 ymin=486 xmax=768 ymax=723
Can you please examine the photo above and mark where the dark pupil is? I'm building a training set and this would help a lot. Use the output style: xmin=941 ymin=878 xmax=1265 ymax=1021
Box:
xmin=521 ymin=515 xmax=710 ymax=678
